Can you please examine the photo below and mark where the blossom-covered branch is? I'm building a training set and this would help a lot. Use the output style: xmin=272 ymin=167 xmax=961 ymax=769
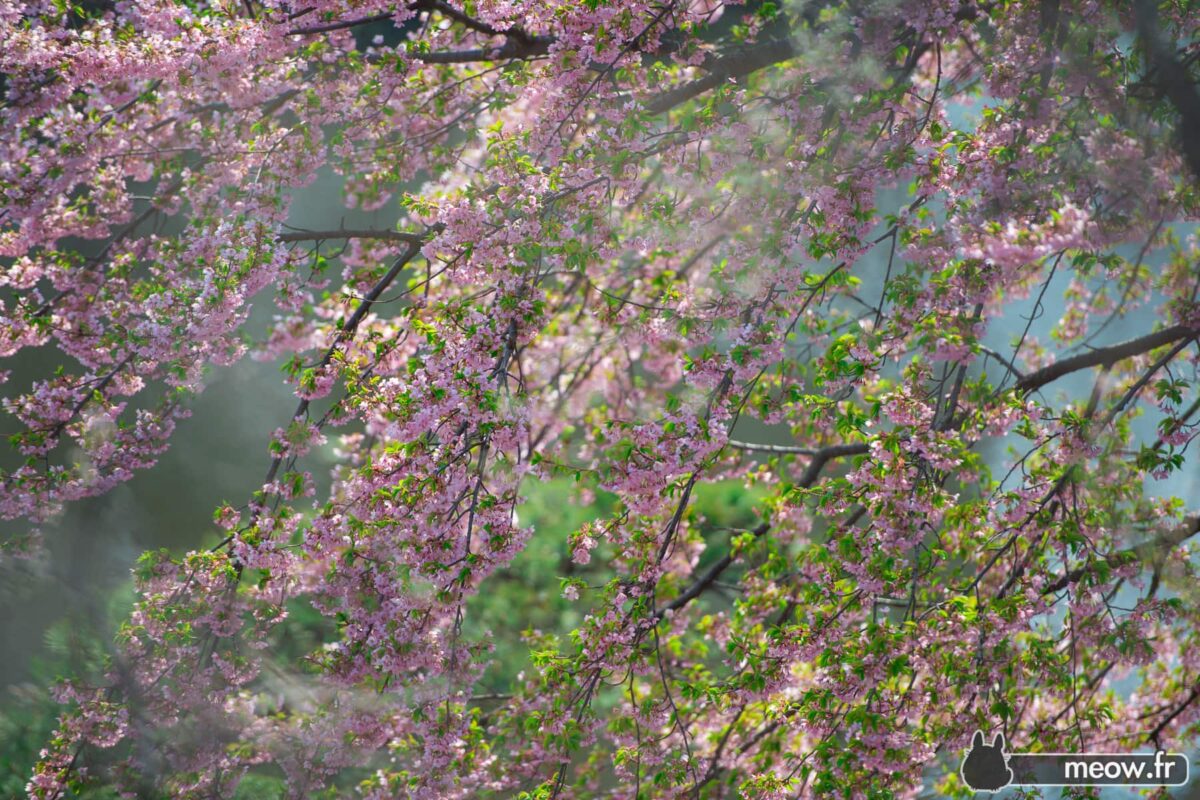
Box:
xmin=3 ymin=0 xmax=1200 ymax=798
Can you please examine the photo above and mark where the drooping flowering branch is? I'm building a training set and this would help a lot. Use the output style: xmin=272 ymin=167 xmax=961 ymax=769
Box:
xmin=3 ymin=0 xmax=1200 ymax=798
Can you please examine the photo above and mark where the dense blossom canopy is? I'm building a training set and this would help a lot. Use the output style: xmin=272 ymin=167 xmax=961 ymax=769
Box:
xmin=3 ymin=0 xmax=1200 ymax=796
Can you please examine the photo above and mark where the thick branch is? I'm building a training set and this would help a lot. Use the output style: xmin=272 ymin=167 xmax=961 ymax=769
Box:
xmin=1147 ymin=681 xmax=1200 ymax=745
xmin=728 ymin=440 xmax=863 ymax=456
xmin=257 ymin=234 xmax=430 ymax=492
xmin=289 ymin=11 xmax=391 ymax=35
xmin=980 ymin=345 xmax=1026 ymax=381
xmin=1042 ymin=514 xmax=1200 ymax=595
xmin=415 ymin=36 xmax=553 ymax=64
xmin=278 ymin=227 xmax=427 ymax=244
xmin=643 ymin=5 xmax=987 ymax=115
xmin=658 ymin=442 xmax=866 ymax=617
xmin=660 ymin=523 xmax=769 ymax=616
xmin=288 ymin=0 xmax=551 ymax=62
xmin=795 ymin=442 xmax=870 ymax=485
xmin=728 ymin=440 xmax=867 ymax=485
xmin=728 ymin=440 xmax=806 ymax=454
xmin=644 ymin=38 xmax=796 ymax=114
xmin=1134 ymin=0 xmax=1200 ymax=180
xmin=1014 ymin=325 xmax=1197 ymax=394
xmin=425 ymin=0 xmax=503 ymax=38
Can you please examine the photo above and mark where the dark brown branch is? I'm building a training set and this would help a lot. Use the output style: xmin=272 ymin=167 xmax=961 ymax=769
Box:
xmin=642 ymin=4 xmax=987 ymax=117
xmin=727 ymin=439 xmax=800 ymax=453
xmin=1014 ymin=325 xmax=1198 ymax=394
xmin=644 ymin=38 xmax=796 ymax=114
xmin=1100 ymin=335 xmax=1196 ymax=425
xmin=727 ymin=440 xmax=867 ymax=458
xmin=1134 ymin=0 xmax=1200 ymax=180
xmin=980 ymin=345 xmax=1026 ymax=381
xmin=795 ymin=442 xmax=870 ymax=486
xmin=257 ymin=231 xmax=433 ymax=493
xmin=288 ymin=0 xmax=551 ymax=61
xmin=659 ymin=523 xmax=769 ymax=616
xmin=278 ymin=227 xmax=427 ymax=244
xmin=414 ymin=36 xmax=554 ymax=64
xmin=337 ymin=240 xmax=426 ymax=336
xmin=658 ymin=442 xmax=866 ymax=617
xmin=288 ymin=11 xmax=391 ymax=35
xmin=1147 ymin=681 xmax=1200 ymax=745
xmin=426 ymin=0 xmax=503 ymax=38
xmin=1042 ymin=514 xmax=1200 ymax=595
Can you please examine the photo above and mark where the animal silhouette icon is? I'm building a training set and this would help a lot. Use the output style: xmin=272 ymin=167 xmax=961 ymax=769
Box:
xmin=961 ymin=730 xmax=1014 ymax=792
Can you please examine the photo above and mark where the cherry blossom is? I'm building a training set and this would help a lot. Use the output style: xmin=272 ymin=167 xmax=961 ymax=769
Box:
xmin=3 ymin=0 xmax=1200 ymax=797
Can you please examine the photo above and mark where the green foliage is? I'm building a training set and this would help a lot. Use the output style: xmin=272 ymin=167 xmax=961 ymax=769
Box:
xmin=464 ymin=477 xmax=766 ymax=693
xmin=0 ymin=590 xmax=130 ymax=798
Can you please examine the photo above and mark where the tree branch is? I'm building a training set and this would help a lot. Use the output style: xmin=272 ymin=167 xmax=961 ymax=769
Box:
xmin=795 ymin=442 xmax=870 ymax=485
xmin=1134 ymin=0 xmax=1200 ymax=180
xmin=278 ymin=227 xmax=427 ymax=244
xmin=425 ymin=0 xmax=503 ymax=38
xmin=1042 ymin=514 xmax=1200 ymax=595
xmin=289 ymin=11 xmax=391 ymax=35
xmin=659 ymin=523 xmax=770 ymax=616
xmin=1014 ymin=325 xmax=1197 ymax=394
xmin=644 ymin=38 xmax=796 ymax=114
xmin=1147 ymin=680 xmax=1200 ymax=745
xmin=414 ymin=36 xmax=553 ymax=64
xmin=288 ymin=0 xmax=552 ymax=62
xmin=658 ymin=442 xmax=867 ymax=617
xmin=256 ymin=233 xmax=432 ymax=493
xmin=728 ymin=440 xmax=864 ymax=456
xmin=980 ymin=345 xmax=1026 ymax=381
